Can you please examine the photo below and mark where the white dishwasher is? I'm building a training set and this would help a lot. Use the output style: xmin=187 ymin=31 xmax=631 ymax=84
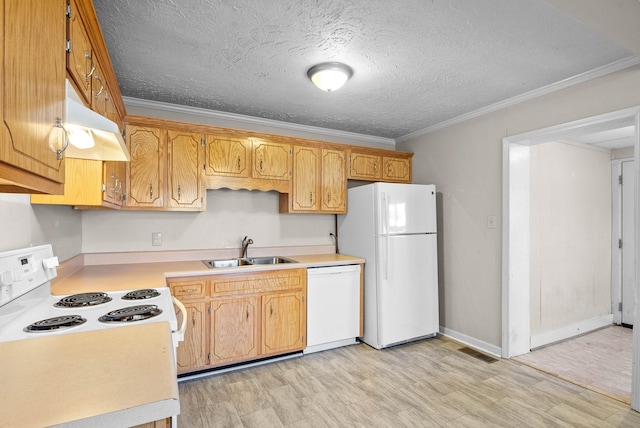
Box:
xmin=305 ymin=264 xmax=361 ymax=354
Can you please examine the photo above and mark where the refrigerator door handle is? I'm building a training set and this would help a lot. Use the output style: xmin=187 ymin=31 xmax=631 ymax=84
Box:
xmin=381 ymin=192 xmax=389 ymax=235
xmin=383 ymin=234 xmax=389 ymax=280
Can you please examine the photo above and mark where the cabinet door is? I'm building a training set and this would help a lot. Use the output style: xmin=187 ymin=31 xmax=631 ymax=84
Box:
xmin=0 ymin=0 xmax=66 ymax=190
xmin=167 ymin=131 xmax=203 ymax=209
xmin=67 ymin=0 xmax=93 ymax=104
xmin=205 ymin=136 xmax=250 ymax=178
xmin=91 ymin=59 xmax=107 ymax=115
xmin=102 ymin=161 xmax=126 ymax=206
xmin=262 ymin=292 xmax=306 ymax=355
xmin=291 ymin=146 xmax=320 ymax=212
xmin=126 ymin=126 xmax=165 ymax=207
xmin=176 ymin=301 xmax=208 ymax=374
xmin=252 ymin=140 xmax=291 ymax=181
xmin=349 ymin=152 xmax=381 ymax=180
xmin=382 ymin=156 xmax=411 ymax=183
xmin=321 ymin=149 xmax=347 ymax=213
xmin=210 ymin=297 xmax=259 ymax=366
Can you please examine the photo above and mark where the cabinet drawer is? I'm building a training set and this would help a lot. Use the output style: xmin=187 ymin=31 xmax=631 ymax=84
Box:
xmin=168 ymin=278 xmax=206 ymax=299
xmin=211 ymin=268 xmax=305 ymax=296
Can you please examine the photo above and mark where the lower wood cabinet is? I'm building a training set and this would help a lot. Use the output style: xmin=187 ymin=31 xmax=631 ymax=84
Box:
xmin=210 ymin=296 xmax=259 ymax=365
xmin=262 ymin=291 xmax=305 ymax=355
xmin=168 ymin=268 xmax=307 ymax=375
xmin=176 ymin=301 xmax=207 ymax=374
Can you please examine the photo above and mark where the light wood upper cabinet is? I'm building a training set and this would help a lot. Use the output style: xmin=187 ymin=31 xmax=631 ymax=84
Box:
xmin=124 ymin=123 xmax=205 ymax=211
xmin=0 ymin=0 xmax=66 ymax=194
xmin=210 ymin=296 xmax=259 ymax=366
xmin=30 ymin=158 xmax=125 ymax=209
xmin=281 ymin=146 xmax=346 ymax=214
xmin=102 ymin=160 xmax=126 ymax=207
xmin=349 ymin=152 xmax=381 ymax=181
xmin=382 ymin=156 xmax=411 ymax=182
xmin=67 ymin=0 xmax=93 ymax=104
xmin=205 ymin=136 xmax=291 ymax=193
xmin=205 ymin=136 xmax=250 ymax=178
xmin=90 ymin=59 xmax=107 ymax=116
xmin=348 ymin=148 xmax=412 ymax=184
xmin=167 ymin=131 xmax=204 ymax=210
xmin=321 ymin=149 xmax=347 ymax=212
xmin=126 ymin=125 xmax=166 ymax=208
xmin=290 ymin=146 xmax=321 ymax=212
xmin=252 ymin=139 xmax=291 ymax=181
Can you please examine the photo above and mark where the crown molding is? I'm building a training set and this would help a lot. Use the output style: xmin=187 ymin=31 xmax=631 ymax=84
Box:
xmin=396 ymin=56 xmax=640 ymax=143
xmin=122 ymin=96 xmax=395 ymax=146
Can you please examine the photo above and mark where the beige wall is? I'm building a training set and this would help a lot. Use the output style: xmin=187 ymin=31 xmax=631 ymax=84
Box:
xmin=398 ymin=64 xmax=640 ymax=349
xmin=529 ymin=141 xmax=611 ymax=335
xmin=0 ymin=194 xmax=82 ymax=261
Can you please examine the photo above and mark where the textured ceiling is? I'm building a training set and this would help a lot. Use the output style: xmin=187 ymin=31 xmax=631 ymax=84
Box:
xmin=93 ymin=0 xmax=632 ymax=140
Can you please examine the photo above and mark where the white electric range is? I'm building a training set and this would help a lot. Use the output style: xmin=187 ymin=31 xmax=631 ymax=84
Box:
xmin=0 ymin=245 xmax=186 ymax=350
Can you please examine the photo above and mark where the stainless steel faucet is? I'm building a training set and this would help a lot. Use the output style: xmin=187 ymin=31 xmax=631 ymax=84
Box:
xmin=241 ymin=236 xmax=253 ymax=258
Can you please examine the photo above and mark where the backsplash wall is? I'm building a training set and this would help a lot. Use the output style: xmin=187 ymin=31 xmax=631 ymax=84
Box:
xmin=81 ymin=188 xmax=335 ymax=254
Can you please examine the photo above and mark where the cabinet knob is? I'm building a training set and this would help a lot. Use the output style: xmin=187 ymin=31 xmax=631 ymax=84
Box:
xmin=237 ymin=156 xmax=241 ymax=170
xmin=178 ymin=184 xmax=181 ymax=201
xmin=149 ymin=183 xmax=153 ymax=199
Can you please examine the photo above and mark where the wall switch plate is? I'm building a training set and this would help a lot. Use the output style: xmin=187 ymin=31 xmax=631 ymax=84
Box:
xmin=487 ymin=215 xmax=497 ymax=229
xmin=152 ymin=232 xmax=162 ymax=246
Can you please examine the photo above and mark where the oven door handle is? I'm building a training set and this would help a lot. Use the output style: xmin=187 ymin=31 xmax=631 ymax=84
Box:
xmin=172 ymin=296 xmax=187 ymax=342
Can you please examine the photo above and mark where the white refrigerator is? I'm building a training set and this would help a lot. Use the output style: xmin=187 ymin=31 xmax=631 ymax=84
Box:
xmin=338 ymin=182 xmax=439 ymax=349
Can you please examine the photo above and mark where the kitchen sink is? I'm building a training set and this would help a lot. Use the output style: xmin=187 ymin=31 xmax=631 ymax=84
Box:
xmin=246 ymin=256 xmax=295 ymax=265
xmin=202 ymin=256 xmax=295 ymax=268
xmin=202 ymin=258 xmax=252 ymax=268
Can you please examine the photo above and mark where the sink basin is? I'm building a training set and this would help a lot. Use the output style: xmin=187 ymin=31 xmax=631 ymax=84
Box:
xmin=202 ymin=258 xmax=252 ymax=268
xmin=246 ymin=256 xmax=295 ymax=265
xmin=202 ymin=256 xmax=295 ymax=268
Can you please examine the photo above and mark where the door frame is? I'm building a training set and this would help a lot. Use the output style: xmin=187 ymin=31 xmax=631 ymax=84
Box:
xmin=611 ymin=158 xmax=635 ymax=326
xmin=501 ymin=106 xmax=640 ymax=410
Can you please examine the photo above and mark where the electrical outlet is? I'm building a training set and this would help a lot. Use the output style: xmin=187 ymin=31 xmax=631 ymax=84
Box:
xmin=152 ymin=232 xmax=162 ymax=246
xmin=487 ymin=215 xmax=497 ymax=229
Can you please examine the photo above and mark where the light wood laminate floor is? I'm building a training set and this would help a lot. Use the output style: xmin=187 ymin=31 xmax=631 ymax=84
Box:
xmin=514 ymin=325 xmax=633 ymax=404
xmin=177 ymin=336 xmax=640 ymax=427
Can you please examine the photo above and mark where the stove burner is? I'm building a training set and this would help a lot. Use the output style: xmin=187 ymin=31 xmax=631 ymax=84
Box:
xmin=54 ymin=292 xmax=112 ymax=308
xmin=121 ymin=289 xmax=160 ymax=300
xmin=98 ymin=305 xmax=163 ymax=323
xmin=24 ymin=315 xmax=87 ymax=333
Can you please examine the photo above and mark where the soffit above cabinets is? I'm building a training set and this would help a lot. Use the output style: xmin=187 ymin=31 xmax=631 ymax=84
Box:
xmin=93 ymin=0 xmax=636 ymax=140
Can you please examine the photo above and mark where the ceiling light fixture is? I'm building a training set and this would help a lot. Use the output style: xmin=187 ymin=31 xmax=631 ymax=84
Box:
xmin=307 ymin=62 xmax=353 ymax=92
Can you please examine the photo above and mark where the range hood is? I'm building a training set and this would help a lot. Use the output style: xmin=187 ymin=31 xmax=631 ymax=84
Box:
xmin=63 ymin=79 xmax=130 ymax=161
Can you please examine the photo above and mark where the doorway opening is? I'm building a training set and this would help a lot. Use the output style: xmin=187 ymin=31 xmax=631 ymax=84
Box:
xmin=501 ymin=107 xmax=640 ymax=409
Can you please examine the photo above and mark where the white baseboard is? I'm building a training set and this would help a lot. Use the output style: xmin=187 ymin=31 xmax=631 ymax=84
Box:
xmin=530 ymin=314 xmax=613 ymax=350
xmin=439 ymin=327 xmax=502 ymax=358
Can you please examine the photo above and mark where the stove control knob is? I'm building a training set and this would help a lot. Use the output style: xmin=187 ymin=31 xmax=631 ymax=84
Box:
xmin=0 ymin=270 xmax=13 ymax=286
